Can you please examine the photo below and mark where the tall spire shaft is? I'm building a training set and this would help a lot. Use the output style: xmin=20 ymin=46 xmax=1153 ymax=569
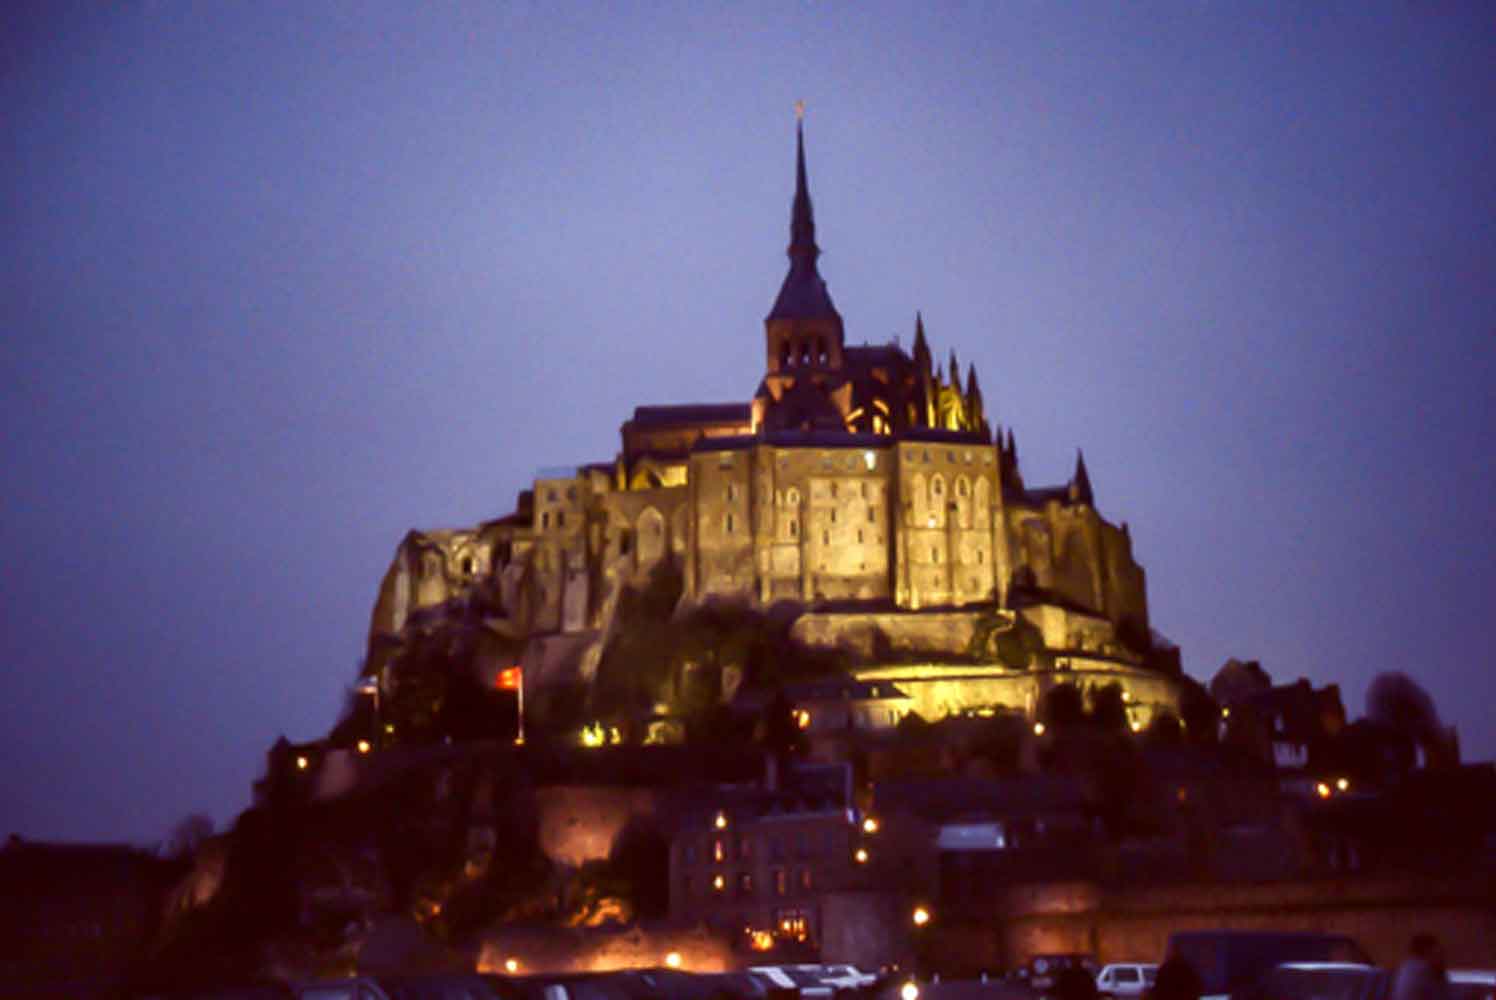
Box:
xmin=789 ymin=120 xmax=819 ymax=261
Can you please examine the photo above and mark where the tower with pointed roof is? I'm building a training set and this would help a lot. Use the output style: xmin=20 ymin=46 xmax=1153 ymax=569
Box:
xmin=764 ymin=119 xmax=845 ymax=383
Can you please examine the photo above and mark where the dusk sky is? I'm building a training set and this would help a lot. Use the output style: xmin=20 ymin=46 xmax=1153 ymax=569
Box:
xmin=3 ymin=3 xmax=1493 ymax=846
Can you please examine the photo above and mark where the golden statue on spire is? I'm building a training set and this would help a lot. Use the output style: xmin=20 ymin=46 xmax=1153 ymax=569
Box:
xmin=795 ymin=99 xmax=805 ymax=121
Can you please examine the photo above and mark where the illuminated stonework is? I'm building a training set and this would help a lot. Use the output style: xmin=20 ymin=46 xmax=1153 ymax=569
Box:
xmin=365 ymin=122 xmax=1182 ymax=728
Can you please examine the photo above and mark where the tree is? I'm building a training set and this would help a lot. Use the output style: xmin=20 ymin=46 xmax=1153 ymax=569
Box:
xmin=162 ymin=812 xmax=215 ymax=860
xmin=1088 ymin=682 xmax=1129 ymax=733
xmin=1038 ymin=683 xmax=1086 ymax=730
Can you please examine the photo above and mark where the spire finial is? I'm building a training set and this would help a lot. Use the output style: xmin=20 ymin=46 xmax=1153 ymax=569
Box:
xmin=795 ymin=99 xmax=805 ymax=121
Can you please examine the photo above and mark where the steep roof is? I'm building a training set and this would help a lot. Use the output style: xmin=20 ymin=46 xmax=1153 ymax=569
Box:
xmin=766 ymin=121 xmax=841 ymax=323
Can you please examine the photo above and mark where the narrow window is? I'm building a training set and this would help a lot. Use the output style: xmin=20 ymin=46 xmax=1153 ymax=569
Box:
xmin=725 ymin=514 xmax=735 ymax=534
xmin=556 ymin=512 xmax=565 ymax=528
xmin=932 ymin=547 xmax=940 ymax=563
xmin=822 ymin=530 xmax=830 ymax=546
xmin=541 ymin=512 xmax=550 ymax=529
xmin=789 ymin=519 xmax=798 ymax=538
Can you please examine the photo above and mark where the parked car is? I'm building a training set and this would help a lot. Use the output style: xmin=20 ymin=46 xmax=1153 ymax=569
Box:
xmin=1240 ymin=963 xmax=1388 ymax=1000
xmin=1450 ymin=971 xmax=1496 ymax=1000
xmin=749 ymin=965 xmax=876 ymax=999
xmin=296 ymin=975 xmax=504 ymax=1000
xmin=1025 ymin=955 xmax=1098 ymax=1000
xmin=1165 ymin=931 xmax=1371 ymax=1000
xmin=1095 ymin=964 xmax=1157 ymax=999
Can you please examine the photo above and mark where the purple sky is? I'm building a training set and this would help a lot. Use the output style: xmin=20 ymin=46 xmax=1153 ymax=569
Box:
xmin=3 ymin=3 xmax=1493 ymax=846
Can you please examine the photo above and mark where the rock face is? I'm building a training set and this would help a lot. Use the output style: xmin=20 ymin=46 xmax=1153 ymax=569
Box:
xmin=360 ymin=123 xmax=1182 ymax=742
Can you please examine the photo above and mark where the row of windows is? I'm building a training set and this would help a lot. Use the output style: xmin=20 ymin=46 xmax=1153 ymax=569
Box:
xmin=685 ymin=830 xmax=840 ymax=865
xmin=683 ymin=866 xmax=815 ymax=899
xmin=904 ymin=448 xmax=988 ymax=466
xmin=779 ymin=337 xmax=832 ymax=368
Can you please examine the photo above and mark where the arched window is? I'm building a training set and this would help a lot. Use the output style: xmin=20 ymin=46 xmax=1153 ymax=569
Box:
xmin=780 ymin=342 xmax=792 ymax=369
xmin=638 ymin=508 xmax=665 ymax=566
xmin=786 ymin=488 xmax=801 ymax=506
xmin=956 ymin=476 xmax=970 ymax=498
xmin=817 ymin=337 xmax=828 ymax=365
xmin=931 ymin=475 xmax=945 ymax=498
xmin=800 ymin=341 xmax=812 ymax=366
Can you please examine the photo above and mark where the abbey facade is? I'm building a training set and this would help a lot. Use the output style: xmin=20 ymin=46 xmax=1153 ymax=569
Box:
xmin=367 ymin=124 xmax=1184 ymax=729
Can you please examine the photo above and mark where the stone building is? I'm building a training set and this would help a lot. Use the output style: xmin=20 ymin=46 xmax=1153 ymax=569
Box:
xmin=365 ymin=122 xmax=1183 ymax=734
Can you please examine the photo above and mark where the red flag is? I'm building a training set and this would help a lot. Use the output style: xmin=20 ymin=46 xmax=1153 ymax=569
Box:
xmin=497 ymin=666 xmax=522 ymax=691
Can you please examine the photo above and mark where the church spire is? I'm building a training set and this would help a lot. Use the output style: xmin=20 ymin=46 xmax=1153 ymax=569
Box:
xmin=766 ymin=110 xmax=841 ymax=324
xmin=965 ymin=363 xmax=984 ymax=429
xmin=913 ymin=312 xmax=931 ymax=369
xmin=789 ymin=114 xmax=818 ymax=263
xmin=1070 ymin=449 xmax=1094 ymax=507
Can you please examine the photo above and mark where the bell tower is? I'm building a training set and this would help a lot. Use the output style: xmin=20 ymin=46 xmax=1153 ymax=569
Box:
xmin=764 ymin=109 xmax=845 ymax=390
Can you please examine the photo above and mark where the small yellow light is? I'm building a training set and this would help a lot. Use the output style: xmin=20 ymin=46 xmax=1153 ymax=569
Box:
xmin=1122 ymin=690 xmax=1132 ymax=702
xmin=901 ymin=982 xmax=921 ymax=1000
xmin=714 ymin=811 xmax=728 ymax=830
xmin=712 ymin=874 xmax=725 ymax=892
xmin=796 ymin=709 xmax=811 ymax=729
xmin=356 ymin=739 xmax=371 ymax=754
xmin=384 ymin=723 xmax=395 ymax=733
xmin=504 ymin=959 xmax=520 ymax=974
xmin=1033 ymin=722 xmax=1046 ymax=736
xmin=665 ymin=951 xmax=683 ymax=969
xmin=1336 ymin=777 xmax=1350 ymax=793
xmin=912 ymin=906 xmax=931 ymax=927
xmin=295 ymin=755 xmax=309 ymax=770
xmin=1316 ymin=782 xmax=1332 ymax=799
xmin=855 ymin=847 xmax=870 ymax=864
xmin=862 ymin=816 xmax=879 ymax=834
xmin=1222 ymin=707 xmax=1231 ymax=718
xmin=1129 ymin=721 xmax=1142 ymax=733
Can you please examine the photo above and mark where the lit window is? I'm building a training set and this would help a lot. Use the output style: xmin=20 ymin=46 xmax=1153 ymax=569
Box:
xmin=713 ymin=838 xmax=726 ymax=862
xmin=799 ymin=868 xmax=812 ymax=891
xmin=774 ymin=868 xmax=788 ymax=896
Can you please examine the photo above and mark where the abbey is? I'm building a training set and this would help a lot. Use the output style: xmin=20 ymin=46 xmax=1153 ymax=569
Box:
xmin=367 ymin=123 xmax=1183 ymax=728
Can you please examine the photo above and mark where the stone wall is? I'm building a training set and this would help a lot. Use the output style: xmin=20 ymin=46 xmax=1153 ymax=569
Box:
xmin=475 ymin=924 xmax=734 ymax=975
xmin=917 ymin=877 xmax=1496 ymax=973
xmin=534 ymin=785 xmax=664 ymax=869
